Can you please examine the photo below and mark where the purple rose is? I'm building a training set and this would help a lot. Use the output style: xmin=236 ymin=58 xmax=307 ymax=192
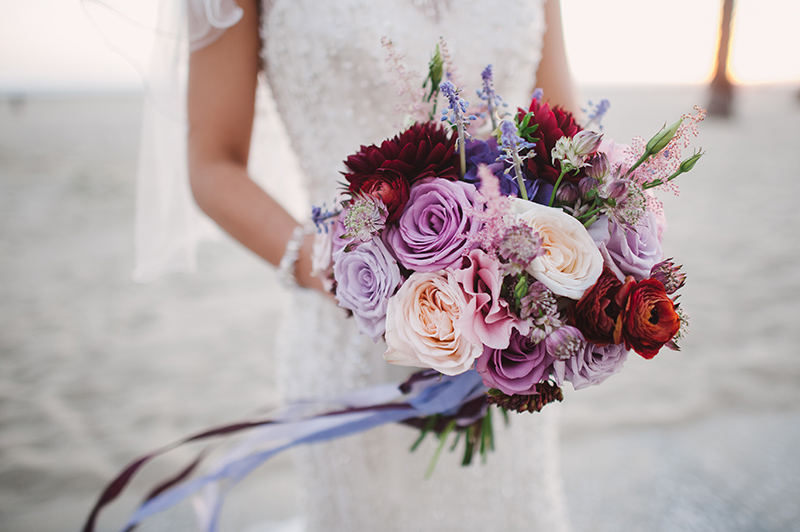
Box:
xmin=333 ymin=237 xmax=401 ymax=342
xmin=383 ymin=177 xmax=481 ymax=272
xmin=555 ymin=342 xmax=629 ymax=391
xmin=475 ymin=328 xmax=554 ymax=395
xmin=591 ymin=211 xmax=663 ymax=281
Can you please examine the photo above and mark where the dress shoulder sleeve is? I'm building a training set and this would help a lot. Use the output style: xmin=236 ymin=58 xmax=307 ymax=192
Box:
xmin=188 ymin=0 xmax=245 ymax=51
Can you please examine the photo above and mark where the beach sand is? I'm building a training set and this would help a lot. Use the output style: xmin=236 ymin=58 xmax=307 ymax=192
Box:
xmin=1 ymin=85 xmax=798 ymax=531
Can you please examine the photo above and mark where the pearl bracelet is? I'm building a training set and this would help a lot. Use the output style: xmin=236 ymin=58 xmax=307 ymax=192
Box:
xmin=277 ymin=224 xmax=310 ymax=288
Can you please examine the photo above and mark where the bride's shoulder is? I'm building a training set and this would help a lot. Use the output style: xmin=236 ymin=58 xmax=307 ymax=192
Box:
xmin=188 ymin=0 xmax=247 ymax=51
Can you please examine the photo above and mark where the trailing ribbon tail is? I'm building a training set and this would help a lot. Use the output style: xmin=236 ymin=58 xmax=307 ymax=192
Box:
xmin=82 ymin=370 xmax=487 ymax=532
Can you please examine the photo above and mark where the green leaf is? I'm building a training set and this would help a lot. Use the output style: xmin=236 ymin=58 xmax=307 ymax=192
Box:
xmin=513 ymin=275 xmax=528 ymax=302
xmin=410 ymin=415 xmax=438 ymax=452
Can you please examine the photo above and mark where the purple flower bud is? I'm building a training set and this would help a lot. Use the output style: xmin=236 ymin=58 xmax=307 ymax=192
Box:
xmin=578 ymin=176 xmax=597 ymax=200
xmin=555 ymin=182 xmax=579 ymax=204
xmin=650 ymin=258 xmax=687 ymax=294
xmin=605 ymin=179 xmax=629 ymax=201
xmin=545 ymin=326 xmax=586 ymax=361
xmin=585 ymin=152 xmax=610 ymax=180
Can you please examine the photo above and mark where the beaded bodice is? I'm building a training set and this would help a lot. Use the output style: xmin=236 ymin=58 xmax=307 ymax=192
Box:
xmin=262 ymin=0 xmax=546 ymax=206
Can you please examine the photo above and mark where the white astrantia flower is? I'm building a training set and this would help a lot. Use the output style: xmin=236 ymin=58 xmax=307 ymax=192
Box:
xmin=551 ymin=130 xmax=603 ymax=172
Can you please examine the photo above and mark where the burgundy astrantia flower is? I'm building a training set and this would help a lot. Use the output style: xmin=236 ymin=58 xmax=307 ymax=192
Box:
xmin=518 ymin=97 xmax=584 ymax=186
xmin=344 ymin=122 xmax=460 ymax=221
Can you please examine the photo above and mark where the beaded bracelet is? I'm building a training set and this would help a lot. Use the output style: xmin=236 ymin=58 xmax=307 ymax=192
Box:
xmin=277 ymin=224 xmax=310 ymax=288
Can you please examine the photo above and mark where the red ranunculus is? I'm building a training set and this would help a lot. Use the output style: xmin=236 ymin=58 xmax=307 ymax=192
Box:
xmin=518 ymin=97 xmax=584 ymax=185
xmin=568 ymin=266 xmax=629 ymax=345
xmin=614 ymin=278 xmax=681 ymax=359
xmin=346 ymin=169 xmax=410 ymax=224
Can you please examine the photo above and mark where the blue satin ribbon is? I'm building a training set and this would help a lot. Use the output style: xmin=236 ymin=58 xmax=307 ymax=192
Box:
xmin=122 ymin=371 xmax=487 ymax=531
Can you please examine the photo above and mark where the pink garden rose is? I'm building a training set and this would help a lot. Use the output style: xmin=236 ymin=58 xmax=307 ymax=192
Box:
xmin=384 ymin=270 xmax=483 ymax=376
xmin=454 ymin=249 xmax=525 ymax=349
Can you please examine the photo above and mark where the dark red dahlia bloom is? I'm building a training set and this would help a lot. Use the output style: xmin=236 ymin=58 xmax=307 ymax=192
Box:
xmin=569 ymin=266 xmax=628 ymax=345
xmin=616 ymin=278 xmax=681 ymax=359
xmin=344 ymin=121 xmax=459 ymax=192
xmin=518 ymin=98 xmax=583 ymax=185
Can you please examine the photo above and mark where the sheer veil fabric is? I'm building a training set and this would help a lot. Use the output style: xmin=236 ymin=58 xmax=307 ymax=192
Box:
xmin=137 ymin=0 xmax=571 ymax=530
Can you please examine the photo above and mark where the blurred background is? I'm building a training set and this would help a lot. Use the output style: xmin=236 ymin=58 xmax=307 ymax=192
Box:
xmin=1 ymin=0 xmax=799 ymax=531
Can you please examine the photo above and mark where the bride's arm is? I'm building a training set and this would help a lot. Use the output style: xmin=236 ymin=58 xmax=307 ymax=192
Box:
xmin=536 ymin=0 xmax=580 ymax=114
xmin=187 ymin=0 xmax=323 ymax=291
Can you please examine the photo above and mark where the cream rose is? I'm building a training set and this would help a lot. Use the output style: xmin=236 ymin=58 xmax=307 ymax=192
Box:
xmin=384 ymin=270 xmax=483 ymax=376
xmin=511 ymin=198 xmax=603 ymax=300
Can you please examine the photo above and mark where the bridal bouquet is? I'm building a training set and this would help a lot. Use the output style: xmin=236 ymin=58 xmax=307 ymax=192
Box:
xmin=310 ymin=45 xmax=704 ymax=464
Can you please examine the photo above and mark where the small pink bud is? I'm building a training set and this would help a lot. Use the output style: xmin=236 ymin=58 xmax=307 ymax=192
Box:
xmin=585 ymin=152 xmax=609 ymax=180
xmin=579 ymin=176 xmax=597 ymax=200
xmin=605 ymin=179 xmax=629 ymax=202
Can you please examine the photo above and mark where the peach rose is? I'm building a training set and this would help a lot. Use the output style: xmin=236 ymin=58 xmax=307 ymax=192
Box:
xmin=384 ymin=270 xmax=483 ymax=376
xmin=511 ymin=198 xmax=603 ymax=300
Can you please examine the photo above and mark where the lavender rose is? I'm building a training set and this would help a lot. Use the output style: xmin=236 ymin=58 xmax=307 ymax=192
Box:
xmin=333 ymin=237 xmax=401 ymax=342
xmin=475 ymin=328 xmax=555 ymax=395
xmin=383 ymin=177 xmax=481 ymax=272
xmin=594 ymin=211 xmax=663 ymax=281
xmin=554 ymin=342 xmax=629 ymax=391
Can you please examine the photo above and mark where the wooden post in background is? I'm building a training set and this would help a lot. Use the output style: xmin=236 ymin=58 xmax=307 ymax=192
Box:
xmin=708 ymin=0 xmax=736 ymax=117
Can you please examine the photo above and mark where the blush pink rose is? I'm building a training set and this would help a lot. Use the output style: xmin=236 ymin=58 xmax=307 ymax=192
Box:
xmin=384 ymin=270 xmax=483 ymax=376
xmin=454 ymin=249 xmax=526 ymax=349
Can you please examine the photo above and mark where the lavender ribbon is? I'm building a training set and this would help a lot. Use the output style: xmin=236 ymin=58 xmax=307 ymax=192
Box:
xmin=84 ymin=371 xmax=486 ymax=532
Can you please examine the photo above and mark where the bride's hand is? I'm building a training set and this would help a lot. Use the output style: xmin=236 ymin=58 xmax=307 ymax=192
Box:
xmin=295 ymin=232 xmax=332 ymax=296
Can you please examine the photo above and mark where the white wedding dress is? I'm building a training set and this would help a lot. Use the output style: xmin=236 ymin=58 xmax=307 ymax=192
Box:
xmin=141 ymin=1 xmax=571 ymax=530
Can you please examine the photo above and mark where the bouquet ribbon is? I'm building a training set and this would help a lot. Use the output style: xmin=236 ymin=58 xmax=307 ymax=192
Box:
xmin=83 ymin=370 xmax=487 ymax=532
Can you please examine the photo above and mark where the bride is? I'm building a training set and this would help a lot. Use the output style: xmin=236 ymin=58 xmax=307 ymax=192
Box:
xmin=137 ymin=0 xmax=579 ymax=530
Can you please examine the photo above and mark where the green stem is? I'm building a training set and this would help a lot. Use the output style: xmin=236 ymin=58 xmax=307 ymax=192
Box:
xmin=410 ymin=415 xmax=438 ymax=452
xmin=457 ymin=122 xmax=467 ymax=179
xmin=513 ymin=152 xmax=528 ymax=201
xmin=425 ymin=420 xmax=457 ymax=479
xmin=643 ymin=167 xmax=685 ymax=190
xmin=488 ymin=101 xmax=497 ymax=131
xmin=548 ymin=168 xmax=569 ymax=207
xmin=624 ymin=151 xmax=651 ymax=179
xmin=577 ymin=205 xmax=603 ymax=221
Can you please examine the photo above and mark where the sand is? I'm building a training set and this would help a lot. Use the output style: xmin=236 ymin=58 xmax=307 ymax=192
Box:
xmin=0 ymin=85 xmax=798 ymax=531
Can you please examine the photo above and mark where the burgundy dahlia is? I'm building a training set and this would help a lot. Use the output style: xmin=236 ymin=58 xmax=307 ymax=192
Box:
xmin=517 ymin=97 xmax=584 ymax=186
xmin=343 ymin=122 xmax=460 ymax=222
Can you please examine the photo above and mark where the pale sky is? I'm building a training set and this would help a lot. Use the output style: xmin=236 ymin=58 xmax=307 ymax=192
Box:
xmin=0 ymin=0 xmax=798 ymax=93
